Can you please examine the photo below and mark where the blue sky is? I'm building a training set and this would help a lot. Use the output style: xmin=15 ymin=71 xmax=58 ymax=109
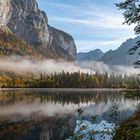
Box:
xmin=37 ymin=0 xmax=136 ymax=53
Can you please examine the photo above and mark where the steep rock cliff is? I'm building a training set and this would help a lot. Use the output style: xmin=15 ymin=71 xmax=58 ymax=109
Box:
xmin=0 ymin=0 xmax=10 ymax=26
xmin=49 ymin=26 xmax=76 ymax=60
xmin=0 ymin=0 xmax=76 ymax=60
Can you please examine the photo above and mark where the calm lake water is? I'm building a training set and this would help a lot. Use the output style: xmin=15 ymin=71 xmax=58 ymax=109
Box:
xmin=0 ymin=89 xmax=139 ymax=140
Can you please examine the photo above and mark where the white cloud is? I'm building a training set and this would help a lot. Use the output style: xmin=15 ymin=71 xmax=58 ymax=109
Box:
xmin=76 ymin=36 xmax=137 ymax=52
xmin=37 ymin=1 xmax=136 ymax=52
xmin=47 ymin=2 xmax=135 ymax=30
xmin=50 ymin=16 xmax=134 ymax=29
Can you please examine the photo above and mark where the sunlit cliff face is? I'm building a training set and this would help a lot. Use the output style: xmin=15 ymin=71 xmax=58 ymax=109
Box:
xmin=0 ymin=0 xmax=10 ymax=27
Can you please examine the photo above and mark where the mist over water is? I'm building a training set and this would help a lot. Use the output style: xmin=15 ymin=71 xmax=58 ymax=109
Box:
xmin=0 ymin=57 xmax=139 ymax=75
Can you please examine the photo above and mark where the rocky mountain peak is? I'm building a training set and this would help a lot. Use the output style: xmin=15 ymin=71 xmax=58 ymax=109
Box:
xmin=77 ymin=49 xmax=104 ymax=62
xmin=77 ymin=36 xmax=140 ymax=66
xmin=100 ymin=36 xmax=140 ymax=65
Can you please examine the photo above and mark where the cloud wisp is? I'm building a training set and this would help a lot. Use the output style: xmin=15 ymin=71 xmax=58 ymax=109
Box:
xmin=48 ymin=2 xmax=134 ymax=30
xmin=76 ymin=36 xmax=137 ymax=52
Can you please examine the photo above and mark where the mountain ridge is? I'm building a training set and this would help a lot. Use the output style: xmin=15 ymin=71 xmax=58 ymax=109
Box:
xmin=100 ymin=36 xmax=140 ymax=65
xmin=77 ymin=49 xmax=104 ymax=61
xmin=77 ymin=36 xmax=140 ymax=66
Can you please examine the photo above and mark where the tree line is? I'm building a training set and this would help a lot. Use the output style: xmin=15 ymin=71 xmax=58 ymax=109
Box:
xmin=0 ymin=71 xmax=139 ymax=89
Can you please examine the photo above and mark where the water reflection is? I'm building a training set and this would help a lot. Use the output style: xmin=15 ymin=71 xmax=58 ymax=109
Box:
xmin=0 ymin=90 xmax=139 ymax=140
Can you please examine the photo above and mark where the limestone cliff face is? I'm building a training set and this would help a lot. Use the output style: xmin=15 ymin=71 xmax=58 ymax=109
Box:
xmin=0 ymin=0 xmax=76 ymax=60
xmin=7 ymin=0 xmax=50 ymax=46
xmin=49 ymin=26 xmax=77 ymax=60
xmin=0 ymin=0 xmax=10 ymax=27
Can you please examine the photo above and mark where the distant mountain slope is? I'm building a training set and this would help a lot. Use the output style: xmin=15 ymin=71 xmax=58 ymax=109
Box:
xmin=77 ymin=49 xmax=104 ymax=61
xmin=100 ymin=36 xmax=140 ymax=65
xmin=0 ymin=0 xmax=76 ymax=60
xmin=77 ymin=36 xmax=140 ymax=66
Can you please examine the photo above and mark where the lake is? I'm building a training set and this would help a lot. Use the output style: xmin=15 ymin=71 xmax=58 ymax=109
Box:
xmin=0 ymin=89 xmax=139 ymax=140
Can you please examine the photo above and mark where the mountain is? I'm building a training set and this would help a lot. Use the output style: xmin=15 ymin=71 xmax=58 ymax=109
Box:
xmin=100 ymin=36 xmax=140 ymax=65
xmin=77 ymin=49 xmax=104 ymax=62
xmin=77 ymin=36 xmax=140 ymax=66
xmin=0 ymin=0 xmax=76 ymax=60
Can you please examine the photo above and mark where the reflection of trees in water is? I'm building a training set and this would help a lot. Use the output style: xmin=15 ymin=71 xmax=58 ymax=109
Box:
xmin=0 ymin=90 xmax=125 ymax=106
xmin=0 ymin=114 xmax=76 ymax=140
xmin=124 ymin=90 xmax=140 ymax=100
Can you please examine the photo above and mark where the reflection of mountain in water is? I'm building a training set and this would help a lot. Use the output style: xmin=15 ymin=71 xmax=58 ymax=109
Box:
xmin=0 ymin=90 xmax=139 ymax=140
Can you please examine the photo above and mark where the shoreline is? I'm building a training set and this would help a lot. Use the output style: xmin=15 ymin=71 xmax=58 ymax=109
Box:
xmin=113 ymin=111 xmax=140 ymax=140
xmin=0 ymin=88 xmax=139 ymax=92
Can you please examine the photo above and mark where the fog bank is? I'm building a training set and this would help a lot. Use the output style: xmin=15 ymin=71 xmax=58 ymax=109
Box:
xmin=0 ymin=57 xmax=90 ymax=74
xmin=0 ymin=57 xmax=139 ymax=75
xmin=78 ymin=61 xmax=140 ymax=75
